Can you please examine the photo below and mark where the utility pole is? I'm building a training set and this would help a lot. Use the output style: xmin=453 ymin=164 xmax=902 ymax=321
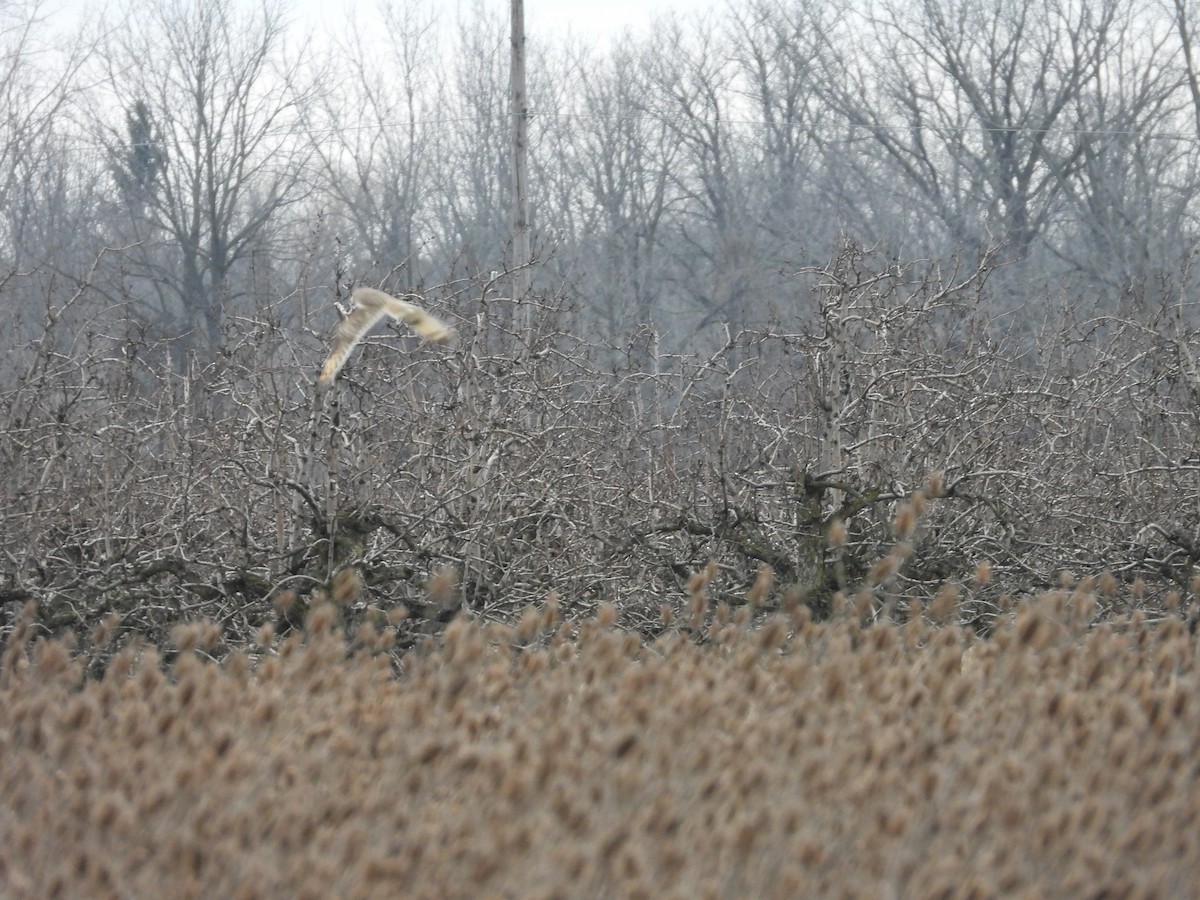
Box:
xmin=510 ymin=0 xmax=533 ymax=349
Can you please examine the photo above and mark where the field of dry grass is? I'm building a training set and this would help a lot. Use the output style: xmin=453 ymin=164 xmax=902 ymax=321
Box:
xmin=3 ymin=570 xmax=1199 ymax=898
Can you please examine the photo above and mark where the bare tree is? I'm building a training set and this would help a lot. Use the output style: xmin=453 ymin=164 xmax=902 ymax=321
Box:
xmin=827 ymin=0 xmax=1126 ymax=275
xmin=425 ymin=3 xmax=512 ymax=278
xmin=640 ymin=14 xmax=766 ymax=334
xmin=562 ymin=35 xmax=681 ymax=345
xmin=306 ymin=0 xmax=439 ymax=287
xmin=0 ymin=2 xmax=91 ymax=276
xmin=1174 ymin=0 xmax=1200 ymax=134
xmin=1054 ymin=10 xmax=1197 ymax=303
xmin=727 ymin=0 xmax=835 ymax=257
xmin=98 ymin=0 xmax=316 ymax=360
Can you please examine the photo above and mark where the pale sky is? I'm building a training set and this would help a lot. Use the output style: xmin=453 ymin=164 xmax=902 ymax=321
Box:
xmin=519 ymin=0 xmax=720 ymax=43
xmin=52 ymin=0 xmax=723 ymax=43
xmin=281 ymin=0 xmax=722 ymax=46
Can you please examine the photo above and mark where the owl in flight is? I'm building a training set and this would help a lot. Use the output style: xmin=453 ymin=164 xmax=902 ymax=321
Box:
xmin=318 ymin=287 xmax=457 ymax=387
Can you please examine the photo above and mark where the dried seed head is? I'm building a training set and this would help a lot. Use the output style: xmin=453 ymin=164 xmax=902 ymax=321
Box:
xmin=225 ymin=650 xmax=250 ymax=682
xmin=193 ymin=619 xmax=221 ymax=652
xmin=1074 ymin=592 xmax=1097 ymax=625
xmin=353 ymin=620 xmax=379 ymax=649
xmin=273 ymin=590 xmax=298 ymax=616
xmin=868 ymin=554 xmax=899 ymax=586
xmin=1097 ymin=572 xmax=1118 ymax=597
xmin=306 ymin=601 xmax=337 ymax=636
xmin=930 ymin=583 xmax=960 ymax=623
xmin=426 ymin=566 xmax=458 ymax=604
xmin=375 ymin=627 xmax=397 ymax=652
xmin=1016 ymin=607 xmax=1043 ymax=647
xmin=852 ymin=589 xmax=874 ymax=622
xmin=332 ymin=567 xmax=363 ymax=606
xmin=759 ymin=616 xmax=788 ymax=651
xmin=893 ymin=503 xmax=916 ymax=541
xmin=747 ymin=564 xmax=774 ymax=608
xmin=926 ymin=472 xmax=945 ymax=497
xmin=33 ymin=639 xmax=72 ymax=679
xmin=517 ymin=605 xmax=542 ymax=642
xmin=90 ymin=612 xmax=120 ymax=649
xmin=687 ymin=560 xmax=718 ymax=597
xmin=782 ymin=585 xmax=806 ymax=613
xmin=541 ymin=593 xmax=561 ymax=631
xmin=827 ymin=519 xmax=848 ymax=549
xmin=973 ymin=562 xmax=992 ymax=587
xmin=170 ymin=623 xmax=200 ymax=654
xmin=911 ymin=490 xmax=928 ymax=518
xmin=596 ymin=602 xmax=618 ymax=628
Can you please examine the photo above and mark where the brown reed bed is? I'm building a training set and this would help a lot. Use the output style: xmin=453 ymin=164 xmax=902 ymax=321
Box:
xmin=2 ymin=582 xmax=1198 ymax=898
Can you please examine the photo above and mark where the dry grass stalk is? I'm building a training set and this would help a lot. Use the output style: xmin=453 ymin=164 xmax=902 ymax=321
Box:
xmin=4 ymin=577 xmax=1200 ymax=897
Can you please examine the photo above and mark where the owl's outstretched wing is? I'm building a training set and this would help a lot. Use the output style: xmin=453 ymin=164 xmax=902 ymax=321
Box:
xmin=318 ymin=287 xmax=456 ymax=387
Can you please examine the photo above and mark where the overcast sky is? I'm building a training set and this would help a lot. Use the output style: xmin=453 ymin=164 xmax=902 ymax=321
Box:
xmin=517 ymin=0 xmax=720 ymax=42
xmin=281 ymin=0 xmax=722 ymax=46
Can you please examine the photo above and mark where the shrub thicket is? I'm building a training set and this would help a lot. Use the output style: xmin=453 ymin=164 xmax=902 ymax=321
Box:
xmin=2 ymin=247 xmax=1198 ymax=653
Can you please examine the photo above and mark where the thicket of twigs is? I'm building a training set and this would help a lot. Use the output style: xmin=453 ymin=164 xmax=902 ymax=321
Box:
xmin=1 ymin=245 xmax=1198 ymax=654
xmin=3 ymin=569 xmax=1200 ymax=897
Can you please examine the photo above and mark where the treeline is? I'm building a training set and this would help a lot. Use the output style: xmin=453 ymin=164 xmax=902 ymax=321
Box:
xmin=2 ymin=0 xmax=1200 ymax=359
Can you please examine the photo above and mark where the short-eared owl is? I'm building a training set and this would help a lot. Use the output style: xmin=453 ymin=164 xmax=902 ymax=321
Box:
xmin=318 ymin=287 xmax=456 ymax=387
